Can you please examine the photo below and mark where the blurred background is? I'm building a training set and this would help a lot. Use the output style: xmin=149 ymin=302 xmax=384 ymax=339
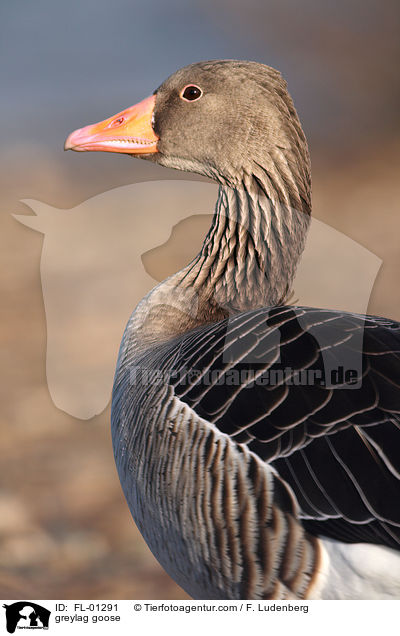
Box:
xmin=1 ymin=0 xmax=399 ymax=599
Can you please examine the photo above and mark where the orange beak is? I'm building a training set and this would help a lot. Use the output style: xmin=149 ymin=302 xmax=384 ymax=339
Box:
xmin=64 ymin=95 xmax=158 ymax=154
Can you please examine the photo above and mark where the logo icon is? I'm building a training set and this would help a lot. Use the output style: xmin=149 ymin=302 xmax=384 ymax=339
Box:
xmin=2 ymin=602 xmax=51 ymax=633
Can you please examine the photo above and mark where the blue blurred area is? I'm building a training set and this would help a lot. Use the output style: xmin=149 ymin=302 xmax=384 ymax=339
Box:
xmin=0 ymin=0 xmax=233 ymax=146
xmin=1 ymin=0 xmax=399 ymax=152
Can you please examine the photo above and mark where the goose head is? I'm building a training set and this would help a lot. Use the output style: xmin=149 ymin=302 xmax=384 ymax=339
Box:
xmin=65 ymin=60 xmax=311 ymax=213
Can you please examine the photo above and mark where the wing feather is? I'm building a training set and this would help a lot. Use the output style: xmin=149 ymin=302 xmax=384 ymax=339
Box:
xmin=166 ymin=306 xmax=400 ymax=549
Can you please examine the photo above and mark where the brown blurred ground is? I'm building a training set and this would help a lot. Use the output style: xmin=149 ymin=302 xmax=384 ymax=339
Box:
xmin=0 ymin=153 xmax=194 ymax=599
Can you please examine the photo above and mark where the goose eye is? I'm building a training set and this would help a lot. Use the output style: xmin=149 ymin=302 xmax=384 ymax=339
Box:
xmin=181 ymin=85 xmax=203 ymax=102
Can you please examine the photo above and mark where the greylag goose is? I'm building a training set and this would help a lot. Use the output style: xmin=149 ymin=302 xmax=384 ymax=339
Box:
xmin=65 ymin=60 xmax=400 ymax=600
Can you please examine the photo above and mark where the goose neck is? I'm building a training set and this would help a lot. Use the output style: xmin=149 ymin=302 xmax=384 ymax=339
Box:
xmin=176 ymin=182 xmax=310 ymax=315
xmin=130 ymin=182 xmax=310 ymax=349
